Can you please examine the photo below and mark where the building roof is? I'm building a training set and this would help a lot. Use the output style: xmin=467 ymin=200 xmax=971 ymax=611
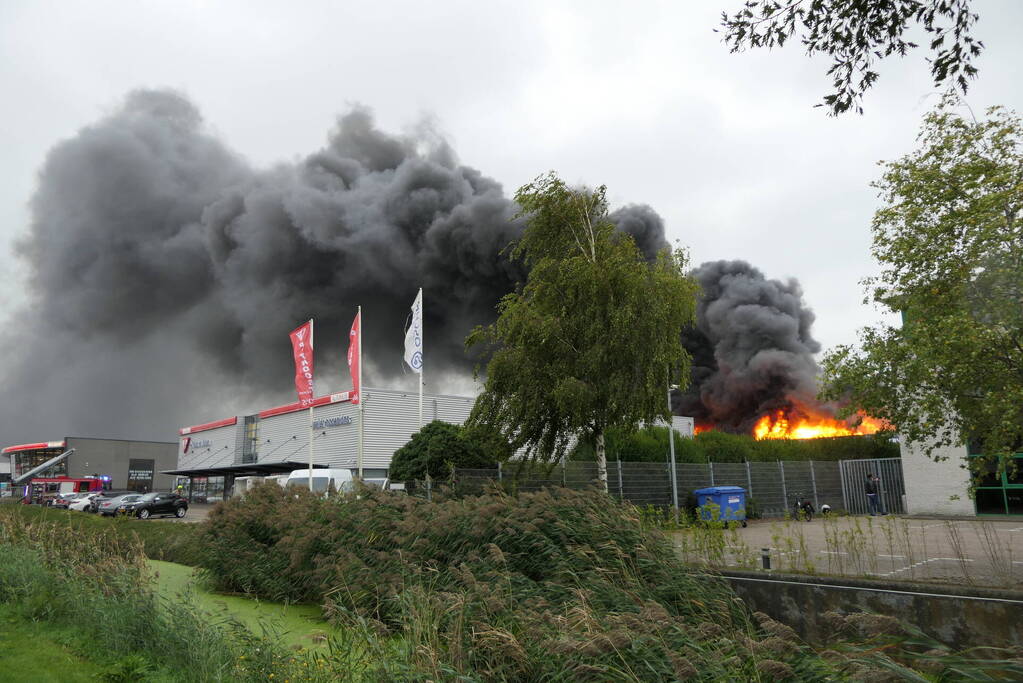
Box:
xmin=162 ymin=460 xmax=328 ymax=478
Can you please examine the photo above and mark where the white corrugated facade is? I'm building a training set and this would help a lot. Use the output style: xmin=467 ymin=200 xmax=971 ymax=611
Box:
xmin=176 ymin=388 xmax=475 ymax=478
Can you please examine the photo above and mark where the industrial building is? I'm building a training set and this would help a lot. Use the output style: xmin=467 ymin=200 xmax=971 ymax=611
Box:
xmin=902 ymin=434 xmax=1022 ymax=517
xmin=169 ymin=387 xmax=476 ymax=501
xmin=170 ymin=387 xmax=697 ymax=502
xmin=1 ymin=437 xmax=178 ymax=498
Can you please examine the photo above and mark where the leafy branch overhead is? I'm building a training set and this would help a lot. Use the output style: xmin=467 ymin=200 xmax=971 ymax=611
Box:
xmin=719 ymin=0 xmax=983 ymax=115
xmin=820 ymin=99 xmax=1023 ymax=460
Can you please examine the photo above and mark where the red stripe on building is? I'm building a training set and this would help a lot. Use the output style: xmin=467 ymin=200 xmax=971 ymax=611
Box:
xmin=1 ymin=441 xmax=66 ymax=455
xmin=179 ymin=417 xmax=238 ymax=436
xmin=258 ymin=392 xmax=353 ymax=419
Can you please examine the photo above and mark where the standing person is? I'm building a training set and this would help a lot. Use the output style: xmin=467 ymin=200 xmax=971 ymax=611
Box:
xmin=865 ymin=473 xmax=884 ymax=515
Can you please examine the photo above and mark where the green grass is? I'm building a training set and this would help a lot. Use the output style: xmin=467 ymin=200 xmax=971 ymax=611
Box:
xmin=150 ymin=560 xmax=335 ymax=649
xmin=0 ymin=605 xmax=108 ymax=681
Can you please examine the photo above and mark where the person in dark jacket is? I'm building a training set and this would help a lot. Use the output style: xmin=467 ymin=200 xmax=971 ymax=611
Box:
xmin=865 ymin=473 xmax=886 ymax=515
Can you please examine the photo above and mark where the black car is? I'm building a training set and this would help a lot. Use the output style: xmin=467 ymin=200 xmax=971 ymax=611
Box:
xmin=118 ymin=492 xmax=189 ymax=519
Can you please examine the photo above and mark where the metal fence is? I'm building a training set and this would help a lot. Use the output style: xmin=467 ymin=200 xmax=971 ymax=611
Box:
xmin=839 ymin=457 xmax=906 ymax=514
xmin=452 ymin=457 xmax=902 ymax=518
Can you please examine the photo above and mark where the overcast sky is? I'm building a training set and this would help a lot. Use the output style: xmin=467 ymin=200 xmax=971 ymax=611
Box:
xmin=1 ymin=0 xmax=1021 ymax=392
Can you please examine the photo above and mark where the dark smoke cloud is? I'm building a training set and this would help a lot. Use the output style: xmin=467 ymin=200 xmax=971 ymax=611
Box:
xmin=674 ymin=260 xmax=823 ymax=433
xmin=0 ymin=89 xmax=667 ymax=443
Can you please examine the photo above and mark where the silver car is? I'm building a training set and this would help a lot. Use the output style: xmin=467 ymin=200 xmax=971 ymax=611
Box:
xmin=96 ymin=493 xmax=143 ymax=516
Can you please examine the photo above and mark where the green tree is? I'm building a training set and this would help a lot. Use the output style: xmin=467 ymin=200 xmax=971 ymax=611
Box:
xmin=389 ymin=420 xmax=503 ymax=483
xmin=466 ymin=173 xmax=699 ymax=490
xmin=719 ymin=1 xmax=983 ymax=115
xmin=820 ymin=100 xmax=1023 ymax=461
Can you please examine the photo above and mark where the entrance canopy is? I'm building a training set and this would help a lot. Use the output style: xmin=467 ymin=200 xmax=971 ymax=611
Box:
xmin=162 ymin=461 xmax=327 ymax=478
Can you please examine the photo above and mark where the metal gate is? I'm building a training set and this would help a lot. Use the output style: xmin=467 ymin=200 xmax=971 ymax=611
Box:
xmin=839 ymin=457 xmax=905 ymax=514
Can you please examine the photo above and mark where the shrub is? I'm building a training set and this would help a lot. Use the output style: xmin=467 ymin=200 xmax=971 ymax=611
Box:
xmin=389 ymin=420 xmax=504 ymax=483
xmin=200 ymin=482 xmax=847 ymax=679
xmin=573 ymin=426 xmax=900 ymax=463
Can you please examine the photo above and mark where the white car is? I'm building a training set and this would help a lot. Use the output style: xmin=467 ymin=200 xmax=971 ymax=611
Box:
xmin=68 ymin=492 xmax=104 ymax=512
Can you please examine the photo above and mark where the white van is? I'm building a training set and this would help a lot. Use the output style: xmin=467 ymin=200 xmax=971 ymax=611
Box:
xmin=285 ymin=469 xmax=355 ymax=495
xmin=233 ymin=475 xmax=289 ymax=497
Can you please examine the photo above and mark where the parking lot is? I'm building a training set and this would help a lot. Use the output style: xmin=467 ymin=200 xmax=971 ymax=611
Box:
xmin=159 ymin=502 xmax=213 ymax=523
xmin=675 ymin=515 xmax=1023 ymax=588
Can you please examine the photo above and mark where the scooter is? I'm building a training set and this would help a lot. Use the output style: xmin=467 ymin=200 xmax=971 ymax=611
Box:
xmin=791 ymin=493 xmax=814 ymax=521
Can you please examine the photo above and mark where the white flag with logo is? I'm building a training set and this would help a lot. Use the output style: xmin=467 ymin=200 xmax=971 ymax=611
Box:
xmin=403 ymin=289 xmax=423 ymax=374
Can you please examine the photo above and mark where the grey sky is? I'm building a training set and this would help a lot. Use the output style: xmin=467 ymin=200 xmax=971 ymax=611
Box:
xmin=1 ymin=0 xmax=1021 ymax=438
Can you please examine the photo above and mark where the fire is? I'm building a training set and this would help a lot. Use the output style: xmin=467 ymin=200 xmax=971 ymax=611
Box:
xmin=753 ymin=410 xmax=888 ymax=440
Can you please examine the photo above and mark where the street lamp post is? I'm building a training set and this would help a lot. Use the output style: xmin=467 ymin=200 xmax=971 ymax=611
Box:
xmin=668 ymin=381 xmax=679 ymax=523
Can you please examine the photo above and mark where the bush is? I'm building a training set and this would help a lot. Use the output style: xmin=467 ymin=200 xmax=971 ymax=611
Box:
xmin=572 ymin=426 xmax=900 ymax=463
xmin=389 ymin=420 xmax=505 ymax=483
xmin=200 ymin=482 xmax=846 ymax=679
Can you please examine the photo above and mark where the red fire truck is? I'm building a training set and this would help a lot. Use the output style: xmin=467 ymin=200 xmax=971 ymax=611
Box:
xmin=21 ymin=475 xmax=109 ymax=506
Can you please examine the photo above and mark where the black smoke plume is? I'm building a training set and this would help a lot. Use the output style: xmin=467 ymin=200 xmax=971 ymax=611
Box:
xmin=0 ymin=89 xmax=667 ymax=443
xmin=674 ymin=260 xmax=824 ymax=433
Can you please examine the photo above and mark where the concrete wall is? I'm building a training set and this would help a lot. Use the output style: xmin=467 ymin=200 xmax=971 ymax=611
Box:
xmin=66 ymin=437 xmax=177 ymax=491
xmin=722 ymin=570 xmax=1023 ymax=650
xmin=901 ymin=434 xmax=975 ymax=516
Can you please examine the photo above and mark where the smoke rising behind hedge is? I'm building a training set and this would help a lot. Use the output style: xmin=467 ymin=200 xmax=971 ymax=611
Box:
xmin=676 ymin=260 xmax=824 ymax=432
xmin=0 ymin=90 xmax=670 ymax=442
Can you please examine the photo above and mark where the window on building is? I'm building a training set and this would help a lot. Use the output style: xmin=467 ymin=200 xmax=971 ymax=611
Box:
xmin=11 ymin=448 xmax=67 ymax=479
xmin=969 ymin=454 xmax=1023 ymax=515
xmin=242 ymin=416 xmax=260 ymax=464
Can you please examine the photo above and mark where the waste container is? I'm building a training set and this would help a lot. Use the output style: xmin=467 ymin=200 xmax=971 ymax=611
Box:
xmin=694 ymin=485 xmax=747 ymax=527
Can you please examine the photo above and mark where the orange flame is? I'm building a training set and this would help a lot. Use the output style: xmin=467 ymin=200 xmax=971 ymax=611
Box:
xmin=753 ymin=410 xmax=888 ymax=440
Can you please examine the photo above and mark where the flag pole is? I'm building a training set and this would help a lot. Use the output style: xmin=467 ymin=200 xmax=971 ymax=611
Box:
xmin=418 ymin=288 xmax=423 ymax=429
xmin=357 ymin=306 xmax=364 ymax=480
xmin=308 ymin=318 xmax=314 ymax=493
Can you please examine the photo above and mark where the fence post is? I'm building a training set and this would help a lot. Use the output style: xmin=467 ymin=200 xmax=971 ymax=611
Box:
xmin=745 ymin=460 xmax=753 ymax=497
xmin=810 ymin=460 xmax=819 ymax=511
xmin=426 ymin=474 xmax=432 ymax=502
xmin=708 ymin=462 xmax=715 ymax=486
xmin=617 ymin=459 xmax=624 ymax=499
xmin=779 ymin=461 xmax=788 ymax=512
xmin=497 ymin=462 xmax=502 ymax=482
xmin=838 ymin=459 xmax=849 ymax=513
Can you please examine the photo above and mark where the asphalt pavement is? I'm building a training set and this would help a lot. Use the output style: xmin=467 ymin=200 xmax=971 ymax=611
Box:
xmin=674 ymin=514 xmax=1023 ymax=588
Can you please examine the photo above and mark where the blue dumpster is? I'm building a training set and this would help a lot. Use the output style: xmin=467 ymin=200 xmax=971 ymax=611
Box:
xmin=694 ymin=486 xmax=747 ymax=526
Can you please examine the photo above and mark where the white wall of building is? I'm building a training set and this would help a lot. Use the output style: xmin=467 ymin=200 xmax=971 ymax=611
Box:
xmin=176 ymin=388 xmax=476 ymax=476
xmin=177 ymin=421 xmax=240 ymax=471
xmin=901 ymin=434 xmax=975 ymax=516
xmin=176 ymin=389 xmax=695 ymax=478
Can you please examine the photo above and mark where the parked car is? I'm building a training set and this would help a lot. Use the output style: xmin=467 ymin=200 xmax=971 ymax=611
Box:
xmin=89 ymin=491 xmax=132 ymax=513
xmin=97 ymin=493 xmax=144 ymax=516
xmin=68 ymin=492 xmax=104 ymax=512
xmin=117 ymin=492 xmax=189 ymax=519
xmin=52 ymin=492 xmax=90 ymax=509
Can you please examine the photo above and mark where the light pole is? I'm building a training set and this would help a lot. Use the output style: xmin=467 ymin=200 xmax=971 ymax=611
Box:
xmin=668 ymin=380 xmax=679 ymax=523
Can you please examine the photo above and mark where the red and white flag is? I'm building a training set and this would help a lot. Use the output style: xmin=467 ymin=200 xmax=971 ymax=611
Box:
xmin=289 ymin=320 xmax=315 ymax=406
xmin=347 ymin=310 xmax=361 ymax=404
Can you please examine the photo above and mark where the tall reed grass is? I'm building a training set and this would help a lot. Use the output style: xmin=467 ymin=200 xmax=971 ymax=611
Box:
xmin=0 ymin=506 xmax=356 ymax=681
xmin=197 ymin=482 xmax=1019 ymax=680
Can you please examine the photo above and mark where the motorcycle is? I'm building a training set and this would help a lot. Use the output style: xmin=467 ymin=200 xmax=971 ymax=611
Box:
xmin=791 ymin=493 xmax=814 ymax=521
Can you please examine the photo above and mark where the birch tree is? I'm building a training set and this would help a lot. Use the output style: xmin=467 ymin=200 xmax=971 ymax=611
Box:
xmin=467 ymin=173 xmax=698 ymax=490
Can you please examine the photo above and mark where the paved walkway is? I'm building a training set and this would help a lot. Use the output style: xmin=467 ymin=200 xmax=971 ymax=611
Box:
xmin=673 ymin=514 xmax=1023 ymax=589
